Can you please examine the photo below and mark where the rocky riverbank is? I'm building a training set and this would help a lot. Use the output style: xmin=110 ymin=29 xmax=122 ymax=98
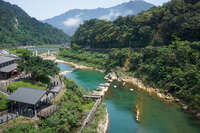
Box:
xmin=104 ymin=71 xmax=200 ymax=119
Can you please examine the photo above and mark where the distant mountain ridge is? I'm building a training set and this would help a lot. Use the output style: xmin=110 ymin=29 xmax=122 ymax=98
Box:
xmin=44 ymin=0 xmax=154 ymax=36
xmin=0 ymin=0 xmax=70 ymax=47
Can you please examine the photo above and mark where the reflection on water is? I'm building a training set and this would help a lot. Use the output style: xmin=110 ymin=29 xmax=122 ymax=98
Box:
xmin=106 ymin=82 xmax=200 ymax=133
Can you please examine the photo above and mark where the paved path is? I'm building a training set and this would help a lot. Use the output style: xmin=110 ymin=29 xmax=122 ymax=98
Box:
xmin=49 ymin=76 xmax=63 ymax=93
xmin=0 ymin=90 xmax=10 ymax=97
xmin=0 ymin=113 xmax=18 ymax=124
xmin=79 ymin=98 xmax=102 ymax=133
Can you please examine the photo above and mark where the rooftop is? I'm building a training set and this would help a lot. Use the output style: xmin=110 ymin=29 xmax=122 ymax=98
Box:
xmin=0 ymin=56 xmax=16 ymax=64
xmin=8 ymin=87 xmax=47 ymax=105
xmin=0 ymin=63 xmax=17 ymax=72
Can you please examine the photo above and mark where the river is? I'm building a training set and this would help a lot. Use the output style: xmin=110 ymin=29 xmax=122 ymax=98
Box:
xmin=57 ymin=62 xmax=200 ymax=133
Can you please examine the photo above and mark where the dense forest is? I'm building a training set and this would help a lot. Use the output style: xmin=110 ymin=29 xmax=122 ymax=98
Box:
xmin=72 ymin=0 xmax=200 ymax=48
xmin=0 ymin=0 xmax=70 ymax=47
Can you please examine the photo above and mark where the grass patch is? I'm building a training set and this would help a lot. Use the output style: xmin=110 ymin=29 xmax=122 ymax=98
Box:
xmin=7 ymin=80 xmax=47 ymax=92
xmin=0 ymin=93 xmax=10 ymax=111
xmin=80 ymin=101 xmax=95 ymax=112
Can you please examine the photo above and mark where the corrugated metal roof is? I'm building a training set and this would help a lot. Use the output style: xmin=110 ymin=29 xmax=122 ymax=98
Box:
xmin=0 ymin=56 xmax=16 ymax=64
xmin=0 ymin=63 xmax=17 ymax=72
xmin=8 ymin=87 xmax=47 ymax=105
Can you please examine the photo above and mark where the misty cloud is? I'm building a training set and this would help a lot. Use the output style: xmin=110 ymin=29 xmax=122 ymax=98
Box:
xmin=99 ymin=10 xmax=121 ymax=20
xmin=63 ymin=15 xmax=81 ymax=27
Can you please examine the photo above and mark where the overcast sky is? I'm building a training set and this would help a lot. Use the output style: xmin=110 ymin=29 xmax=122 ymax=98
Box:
xmin=4 ymin=0 xmax=170 ymax=20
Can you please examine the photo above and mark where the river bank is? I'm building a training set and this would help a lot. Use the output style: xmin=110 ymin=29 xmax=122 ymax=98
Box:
xmin=54 ymin=56 xmax=200 ymax=120
xmin=43 ymin=56 xmax=105 ymax=73
xmin=105 ymin=71 xmax=200 ymax=119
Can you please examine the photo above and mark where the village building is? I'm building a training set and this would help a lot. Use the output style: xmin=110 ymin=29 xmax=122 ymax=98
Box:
xmin=0 ymin=56 xmax=18 ymax=80
xmin=7 ymin=87 xmax=48 ymax=117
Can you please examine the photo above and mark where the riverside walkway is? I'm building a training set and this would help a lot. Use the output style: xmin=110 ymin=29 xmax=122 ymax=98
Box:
xmin=79 ymin=95 xmax=102 ymax=133
xmin=0 ymin=113 xmax=19 ymax=124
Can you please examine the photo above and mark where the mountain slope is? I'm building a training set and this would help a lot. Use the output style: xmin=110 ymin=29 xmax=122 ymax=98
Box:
xmin=44 ymin=0 xmax=154 ymax=36
xmin=0 ymin=0 xmax=70 ymax=47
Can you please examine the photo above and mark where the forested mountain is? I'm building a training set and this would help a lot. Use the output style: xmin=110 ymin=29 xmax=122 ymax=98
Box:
xmin=44 ymin=0 xmax=154 ymax=36
xmin=72 ymin=0 xmax=200 ymax=48
xmin=0 ymin=0 xmax=70 ymax=47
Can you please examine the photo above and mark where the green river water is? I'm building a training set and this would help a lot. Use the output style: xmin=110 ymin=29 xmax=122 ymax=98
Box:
xmin=57 ymin=63 xmax=200 ymax=133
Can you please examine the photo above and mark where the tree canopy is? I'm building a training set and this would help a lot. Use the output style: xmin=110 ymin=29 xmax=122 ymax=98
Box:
xmin=17 ymin=54 xmax=59 ymax=84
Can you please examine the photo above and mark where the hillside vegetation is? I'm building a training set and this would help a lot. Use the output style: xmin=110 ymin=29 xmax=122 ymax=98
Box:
xmin=0 ymin=0 xmax=70 ymax=47
xmin=72 ymin=0 xmax=200 ymax=48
